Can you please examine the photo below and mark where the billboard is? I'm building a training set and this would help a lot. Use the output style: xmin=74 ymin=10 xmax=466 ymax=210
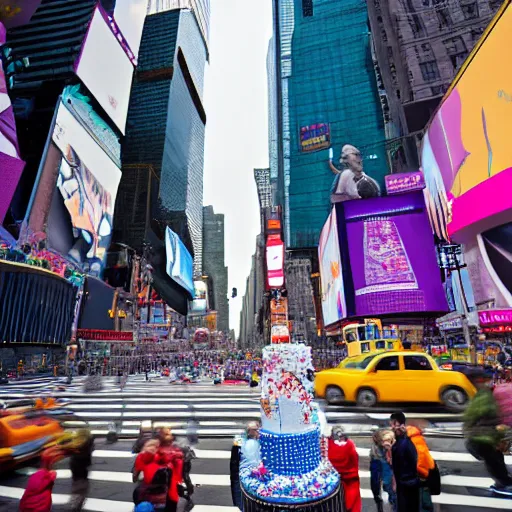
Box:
xmin=113 ymin=0 xmax=148 ymax=59
xmin=75 ymin=7 xmax=133 ymax=134
xmin=421 ymin=2 xmax=512 ymax=241
xmin=270 ymin=298 xmax=288 ymax=325
xmin=319 ymin=207 xmax=346 ymax=326
xmin=342 ymin=191 xmax=448 ymax=317
xmin=47 ymin=102 xmax=122 ymax=276
xmin=266 ymin=234 xmax=284 ymax=288
xmin=300 ymin=123 xmax=330 ymax=153
xmin=165 ymin=227 xmax=194 ymax=296
xmin=190 ymin=280 xmax=208 ymax=313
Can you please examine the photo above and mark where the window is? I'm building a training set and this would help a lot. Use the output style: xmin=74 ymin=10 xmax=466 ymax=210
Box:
xmin=431 ymin=85 xmax=444 ymax=95
xmin=419 ymin=61 xmax=440 ymax=82
xmin=461 ymin=1 xmax=479 ymax=19
xmin=375 ymin=356 xmax=399 ymax=371
xmin=437 ymin=8 xmax=453 ymax=28
xmin=410 ymin=14 xmax=425 ymax=38
xmin=404 ymin=355 xmax=432 ymax=370
xmin=489 ymin=0 xmax=503 ymax=10
xmin=450 ymin=52 xmax=468 ymax=70
xmin=302 ymin=0 xmax=313 ymax=17
xmin=444 ymin=36 xmax=466 ymax=55
xmin=471 ymin=27 xmax=484 ymax=43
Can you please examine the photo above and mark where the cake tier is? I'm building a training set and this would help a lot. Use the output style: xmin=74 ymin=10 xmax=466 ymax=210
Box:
xmin=240 ymin=458 xmax=340 ymax=505
xmin=260 ymin=429 xmax=320 ymax=476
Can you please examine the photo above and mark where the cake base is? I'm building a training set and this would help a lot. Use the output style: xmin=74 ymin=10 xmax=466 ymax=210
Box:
xmin=241 ymin=485 xmax=343 ymax=512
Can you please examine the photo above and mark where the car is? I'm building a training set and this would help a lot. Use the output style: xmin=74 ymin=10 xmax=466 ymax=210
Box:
xmin=314 ymin=351 xmax=476 ymax=411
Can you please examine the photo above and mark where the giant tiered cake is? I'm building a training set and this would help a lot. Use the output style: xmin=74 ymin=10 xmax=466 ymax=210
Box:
xmin=240 ymin=343 xmax=340 ymax=506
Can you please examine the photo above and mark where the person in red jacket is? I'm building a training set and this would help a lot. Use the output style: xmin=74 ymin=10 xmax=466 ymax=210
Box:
xmin=328 ymin=425 xmax=362 ymax=512
xmin=19 ymin=446 xmax=62 ymax=512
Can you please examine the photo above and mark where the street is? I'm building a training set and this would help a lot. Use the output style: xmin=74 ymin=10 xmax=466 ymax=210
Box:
xmin=0 ymin=378 xmax=510 ymax=511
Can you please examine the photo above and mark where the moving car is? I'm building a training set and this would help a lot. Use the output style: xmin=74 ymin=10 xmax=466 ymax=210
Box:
xmin=0 ymin=398 xmax=74 ymax=471
xmin=314 ymin=351 xmax=476 ymax=411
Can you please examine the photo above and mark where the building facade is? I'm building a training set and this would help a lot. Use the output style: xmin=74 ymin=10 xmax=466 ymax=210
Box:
xmin=202 ymin=206 xmax=229 ymax=333
xmin=116 ymin=8 xmax=208 ymax=276
xmin=147 ymin=0 xmax=210 ymax=51
xmin=368 ymin=0 xmax=500 ymax=168
xmin=238 ymin=235 xmax=266 ymax=350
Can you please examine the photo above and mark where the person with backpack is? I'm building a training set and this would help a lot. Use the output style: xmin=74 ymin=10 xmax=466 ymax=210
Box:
xmin=406 ymin=424 xmax=437 ymax=512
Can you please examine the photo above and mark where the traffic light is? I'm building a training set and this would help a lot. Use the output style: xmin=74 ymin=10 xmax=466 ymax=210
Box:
xmin=231 ymin=288 xmax=237 ymax=298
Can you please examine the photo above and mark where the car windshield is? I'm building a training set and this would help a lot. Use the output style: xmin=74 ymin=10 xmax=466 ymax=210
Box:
xmin=339 ymin=354 xmax=377 ymax=370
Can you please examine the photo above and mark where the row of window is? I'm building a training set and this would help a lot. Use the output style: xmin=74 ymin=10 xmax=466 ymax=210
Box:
xmin=375 ymin=355 xmax=433 ymax=371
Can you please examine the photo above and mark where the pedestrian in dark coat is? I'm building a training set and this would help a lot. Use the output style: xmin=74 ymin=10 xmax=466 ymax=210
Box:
xmin=390 ymin=412 xmax=420 ymax=512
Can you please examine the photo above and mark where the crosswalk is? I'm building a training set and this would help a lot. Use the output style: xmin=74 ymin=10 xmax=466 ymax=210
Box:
xmin=0 ymin=376 xmax=464 ymax=437
xmin=1 ymin=378 xmax=509 ymax=511
xmin=0 ymin=438 xmax=510 ymax=511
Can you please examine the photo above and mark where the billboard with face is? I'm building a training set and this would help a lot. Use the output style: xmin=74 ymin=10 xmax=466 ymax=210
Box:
xmin=421 ymin=2 xmax=512 ymax=241
xmin=165 ymin=226 xmax=194 ymax=296
xmin=318 ymin=207 xmax=346 ymax=327
xmin=341 ymin=192 xmax=448 ymax=317
xmin=47 ymin=102 xmax=122 ymax=277
xmin=75 ymin=7 xmax=133 ymax=134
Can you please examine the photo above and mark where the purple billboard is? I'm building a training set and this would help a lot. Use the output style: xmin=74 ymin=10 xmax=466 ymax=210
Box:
xmin=341 ymin=191 xmax=448 ymax=317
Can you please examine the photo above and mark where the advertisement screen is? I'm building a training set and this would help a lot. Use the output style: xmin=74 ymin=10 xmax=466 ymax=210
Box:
xmin=47 ymin=102 xmax=122 ymax=276
xmin=342 ymin=192 xmax=448 ymax=316
xmin=190 ymin=280 xmax=208 ymax=313
xmin=75 ymin=7 xmax=133 ymax=134
xmin=319 ymin=207 xmax=346 ymax=327
xmin=266 ymin=235 xmax=284 ymax=288
xmin=165 ymin=226 xmax=194 ymax=296
xmin=421 ymin=3 xmax=512 ymax=240
xmin=300 ymin=123 xmax=330 ymax=153
xmin=113 ymin=0 xmax=148 ymax=59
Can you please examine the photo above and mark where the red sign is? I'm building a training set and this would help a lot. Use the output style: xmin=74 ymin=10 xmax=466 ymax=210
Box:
xmin=478 ymin=309 xmax=512 ymax=326
xmin=77 ymin=329 xmax=133 ymax=341
xmin=385 ymin=171 xmax=425 ymax=195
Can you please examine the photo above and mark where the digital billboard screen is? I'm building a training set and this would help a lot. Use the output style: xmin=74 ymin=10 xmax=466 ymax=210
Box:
xmin=266 ymin=235 xmax=284 ymax=288
xmin=190 ymin=280 xmax=208 ymax=313
xmin=341 ymin=191 xmax=448 ymax=317
xmin=113 ymin=0 xmax=148 ymax=59
xmin=165 ymin=226 xmax=194 ymax=296
xmin=75 ymin=7 xmax=133 ymax=134
xmin=421 ymin=2 xmax=512 ymax=241
xmin=318 ymin=207 xmax=346 ymax=327
xmin=47 ymin=102 xmax=122 ymax=276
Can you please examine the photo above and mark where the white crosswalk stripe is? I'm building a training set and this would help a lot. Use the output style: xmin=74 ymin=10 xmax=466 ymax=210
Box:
xmin=0 ymin=444 xmax=511 ymax=510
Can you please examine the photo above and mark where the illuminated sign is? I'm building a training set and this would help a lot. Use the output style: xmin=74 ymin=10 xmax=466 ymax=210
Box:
xmin=300 ymin=123 xmax=330 ymax=153
xmin=385 ymin=171 xmax=425 ymax=195
xmin=478 ymin=309 xmax=512 ymax=325
xmin=266 ymin=235 xmax=284 ymax=288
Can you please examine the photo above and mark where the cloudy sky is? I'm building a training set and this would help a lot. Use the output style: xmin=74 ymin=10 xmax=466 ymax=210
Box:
xmin=203 ymin=0 xmax=273 ymax=332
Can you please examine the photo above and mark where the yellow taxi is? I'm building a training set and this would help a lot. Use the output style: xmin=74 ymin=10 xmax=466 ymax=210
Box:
xmin=314 ymin=351 xmax=476 ymax=411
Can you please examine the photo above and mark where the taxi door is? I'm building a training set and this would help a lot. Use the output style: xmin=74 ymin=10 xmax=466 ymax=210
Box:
xmin=400 ymin=354 xmax=439 ymax=402
xmin=362 ymin=354 xmax=401 ymax=402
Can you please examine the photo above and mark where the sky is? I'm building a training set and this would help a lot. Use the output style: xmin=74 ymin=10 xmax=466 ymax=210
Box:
xmin=203 ymin=0 xmax=273 ymax=333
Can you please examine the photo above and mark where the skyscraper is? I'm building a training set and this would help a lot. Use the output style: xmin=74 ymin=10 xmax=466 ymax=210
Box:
xmin=368 ymin=0 xmax=500 ymax=169
xmin=202 ymin=206 xmax=229 ymax=332
xmin=147 ymin=0 xmax=210 ymax=51
xmin=116 ymin=7 xmax=208 ymax=276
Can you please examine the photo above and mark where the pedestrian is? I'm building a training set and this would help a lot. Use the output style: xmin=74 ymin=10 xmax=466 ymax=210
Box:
xmin=390 ymin=412 xmax=420 ymax=512
xmin=328 ymin=425 xmax=362 ymax=512
xmin=406 ymin=424 xmax=436 ymax=511
xmin=19 ymin=447 xmax=60 ymax=512
xmin=369 ymin=429 xmax=397 ymax=512
xmin=464 ymin=371 xmax=512 ymax=496
xmin=230 ymin=436 xmax=243 ymax=510
xmin=69 ymin=429 xmax=94 ymax=512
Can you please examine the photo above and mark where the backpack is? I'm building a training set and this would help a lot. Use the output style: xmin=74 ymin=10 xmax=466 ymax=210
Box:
xmin=426 ymin=462 xmax=441 ymax=495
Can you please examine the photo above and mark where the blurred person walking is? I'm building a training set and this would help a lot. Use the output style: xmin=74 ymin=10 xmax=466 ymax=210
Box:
xmin=369 ymin=429 xmax=396 ymax=512
xmin=328 ymin=425 xmax=362 ymax=512
xmin=464 ymin=372 xmax=512 ymax=496
xmin=390 ymin=412 xmax=420 ymax=512
xmin=68 ymin=429 xmax=94 ymax=512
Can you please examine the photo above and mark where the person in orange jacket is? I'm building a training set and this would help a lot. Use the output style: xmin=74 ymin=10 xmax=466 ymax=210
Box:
xmin=407 ymin=424 xmax=435 ymax=512
xmin=328 ymin=425 xmax=362 ymax=512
